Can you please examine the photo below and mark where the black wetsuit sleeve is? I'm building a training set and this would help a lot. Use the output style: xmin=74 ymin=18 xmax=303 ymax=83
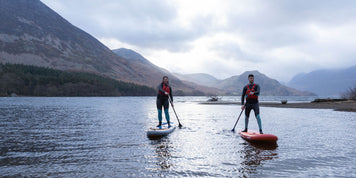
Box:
xmin=241 ymin=86 xmax=247 ymax=105
xmin=254 ymin=84 xmax=260 ymax=95
xmin=169 ymin=86 xmax=173 ymax=102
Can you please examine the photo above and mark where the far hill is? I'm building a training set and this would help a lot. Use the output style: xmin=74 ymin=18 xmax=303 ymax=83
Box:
xmin=287 ymin=66 xmax=356 ymax=97
xmin=111 ymin=48 xmax=172 ymax=85
xmin=112 ymin=48 xmax=156 ymax=66
xmin=112 ymin=48 xmax=222 ymax=95
xmin=174 ymin=73 xmax=219 ymax=87
xmin=176 ymin=71 xmax=315 ymax=96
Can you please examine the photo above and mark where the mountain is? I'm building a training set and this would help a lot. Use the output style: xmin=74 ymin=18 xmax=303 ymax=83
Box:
xmin=176 ymin=71 xmax=315 ymax=96
xmin=0 ymin=0 xmax=216 ymax=96
xmin=287 ymin=66 xmax=356 ymax=97
xmin=174 ymin=73 xmax=219 ymax=87
xmin=0 ymin=0 xmax=124 ymax=75
xmin=112 ymin=48 xmax=154 ymax=66
xmin=112 ymin=48 xmax=222 ymax=95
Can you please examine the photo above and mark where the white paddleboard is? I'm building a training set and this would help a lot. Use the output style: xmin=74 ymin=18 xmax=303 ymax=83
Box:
xmin=147 ymin=123 xmax=175 ymax=138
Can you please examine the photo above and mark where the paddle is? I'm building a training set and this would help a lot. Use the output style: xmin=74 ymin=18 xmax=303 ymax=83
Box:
xmin=231 ymin=105 xmax=245 ymax=132
xmin=168 ymin=95 xmax=183 ymax=128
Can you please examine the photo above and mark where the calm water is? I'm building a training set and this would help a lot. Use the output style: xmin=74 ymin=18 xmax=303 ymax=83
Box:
xmin=1 ymin=97 xmax=355 ymax=177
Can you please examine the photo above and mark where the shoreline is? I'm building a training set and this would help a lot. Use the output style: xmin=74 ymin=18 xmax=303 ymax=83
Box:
xmin=200 ymin=100 xmax=356 ymax=112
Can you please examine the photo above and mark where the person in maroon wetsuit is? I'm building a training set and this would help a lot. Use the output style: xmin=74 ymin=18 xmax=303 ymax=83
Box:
xmin=241 ymin=74 xmax=263 ymax=134
xmin=156 ymin=76 xmax=173 ymax=128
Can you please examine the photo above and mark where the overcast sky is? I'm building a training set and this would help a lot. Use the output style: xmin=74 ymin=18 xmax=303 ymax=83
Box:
xmin=41 ymin=0 xmax=356 ymax=82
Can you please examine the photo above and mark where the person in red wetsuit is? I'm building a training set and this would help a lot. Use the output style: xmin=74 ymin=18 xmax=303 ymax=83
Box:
xmin=241 ymin=74 xmax=263 ymax=134
xmin=156 ymin=76 xmax=173 ymax=128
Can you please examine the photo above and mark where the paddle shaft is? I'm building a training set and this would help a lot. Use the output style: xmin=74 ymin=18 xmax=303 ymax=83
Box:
xmin=168 ymin=95 xmax=182 ymax=127
xmin=232 ymin=106 xmax=245 ymax=132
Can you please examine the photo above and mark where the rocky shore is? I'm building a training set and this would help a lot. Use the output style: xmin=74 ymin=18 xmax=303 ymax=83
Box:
xmin=260 ymin=100 xmax=356 ymax=112
xmin=200 ymin=99 xmax=356 ymax=112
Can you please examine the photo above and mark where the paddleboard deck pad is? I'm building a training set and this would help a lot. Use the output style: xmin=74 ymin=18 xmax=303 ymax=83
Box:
xmin=239 ymin=130 xmax=278 ymax=143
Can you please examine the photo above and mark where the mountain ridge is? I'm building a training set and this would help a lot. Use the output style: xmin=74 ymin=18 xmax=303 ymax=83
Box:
xmin=175 ymin=71 xmax=315 ymax=96
xmin=287 ymin=66 xmax=356 ymax=96
xmin=173 ymin=73 xmax=219 ymax=88
xmin=112 ymin=48 xmax=222 ymax=95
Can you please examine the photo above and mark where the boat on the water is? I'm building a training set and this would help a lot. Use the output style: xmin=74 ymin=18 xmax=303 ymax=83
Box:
xmin=207 ymin=96 xmax=221 ymax=102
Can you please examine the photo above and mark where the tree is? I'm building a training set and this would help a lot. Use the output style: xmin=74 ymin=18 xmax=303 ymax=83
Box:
xmin=342 ymin=86 xmax=356 ymax=100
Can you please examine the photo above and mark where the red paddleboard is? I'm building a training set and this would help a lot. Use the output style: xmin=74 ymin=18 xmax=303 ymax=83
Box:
xmin=239 ymin=130 xmax=278 ymax=143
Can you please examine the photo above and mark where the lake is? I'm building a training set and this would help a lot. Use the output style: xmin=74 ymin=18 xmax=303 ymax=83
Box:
xmin=1 ymin=96 xmax=355 ymax=177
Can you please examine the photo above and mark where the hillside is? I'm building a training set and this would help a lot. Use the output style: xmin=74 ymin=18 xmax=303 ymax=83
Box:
xmin=112 ymin=48 xmax=222 ymax=95
xmin=287 ymin=66 xmax=356 ymax=97
xmin=0 ymin=0 xmax=216 ymax=96
xmin=176 ymin=71 xmax=315 ymax=96
xmin=0 ymin=63 xmax=155 ymax=96
xmin=174 ymin=73 xmax=219 ymax=87
xmin=112 ymin=48 xmax=156 ymax=66
xmin=0 ymin=0 xmax=125 ymax=75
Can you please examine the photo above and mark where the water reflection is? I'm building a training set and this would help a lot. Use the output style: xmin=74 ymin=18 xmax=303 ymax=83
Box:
xmin=2 ymin=97 xmax=355 ymax=177
xmin=238 ymin=141 xmax=278 ymax=175
xmin=248 ymin=142 xmax=278 ymax=150
xmin=150 ymin=137 xmax=173 ymax=170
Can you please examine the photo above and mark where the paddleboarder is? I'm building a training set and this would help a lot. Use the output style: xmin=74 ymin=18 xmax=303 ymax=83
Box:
xmin=241 ymin=74 xmax=263 ymax=134
xmin=156 ymin=76 xmax=173 ymax=128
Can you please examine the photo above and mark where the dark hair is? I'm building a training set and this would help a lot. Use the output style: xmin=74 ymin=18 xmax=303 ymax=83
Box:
xmin=162 ymin=76 xmax=169 ymax=83
xmin=248 ymin=74 xmax=254 ymax=78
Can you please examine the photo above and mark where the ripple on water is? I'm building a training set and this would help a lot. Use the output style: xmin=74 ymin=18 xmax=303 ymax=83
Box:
xmin=1 ymin=97 xmax=355 ymax=177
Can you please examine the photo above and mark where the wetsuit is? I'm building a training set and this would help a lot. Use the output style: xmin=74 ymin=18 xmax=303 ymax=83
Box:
xmin=241 ymin=83 xmax=263 ymax=133
xmin=156 ymin=83 xmax=173 ymax=127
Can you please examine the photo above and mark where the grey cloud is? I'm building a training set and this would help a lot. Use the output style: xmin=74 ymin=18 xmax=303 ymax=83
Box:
xmin=225 ymin=0 xmax=356 ymax=49
xmin=210 ymin=41 xmax=264 ymax=64
xmin=41 ymin=1 xmax=169 ymax=47
xmin=106 ymin=11 xmax=215 ymax=51
xmin=42 ymin=0 xmax=356 ymax=50
xmin=42 ymin=0 xmax=220 ymax=51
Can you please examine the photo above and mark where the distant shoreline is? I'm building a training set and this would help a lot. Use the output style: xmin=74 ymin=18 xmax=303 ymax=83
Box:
xmin=200 ymin=100 xmax=356 ymax=112
xmin=260 ymin=100 xmax=356 ymax=112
